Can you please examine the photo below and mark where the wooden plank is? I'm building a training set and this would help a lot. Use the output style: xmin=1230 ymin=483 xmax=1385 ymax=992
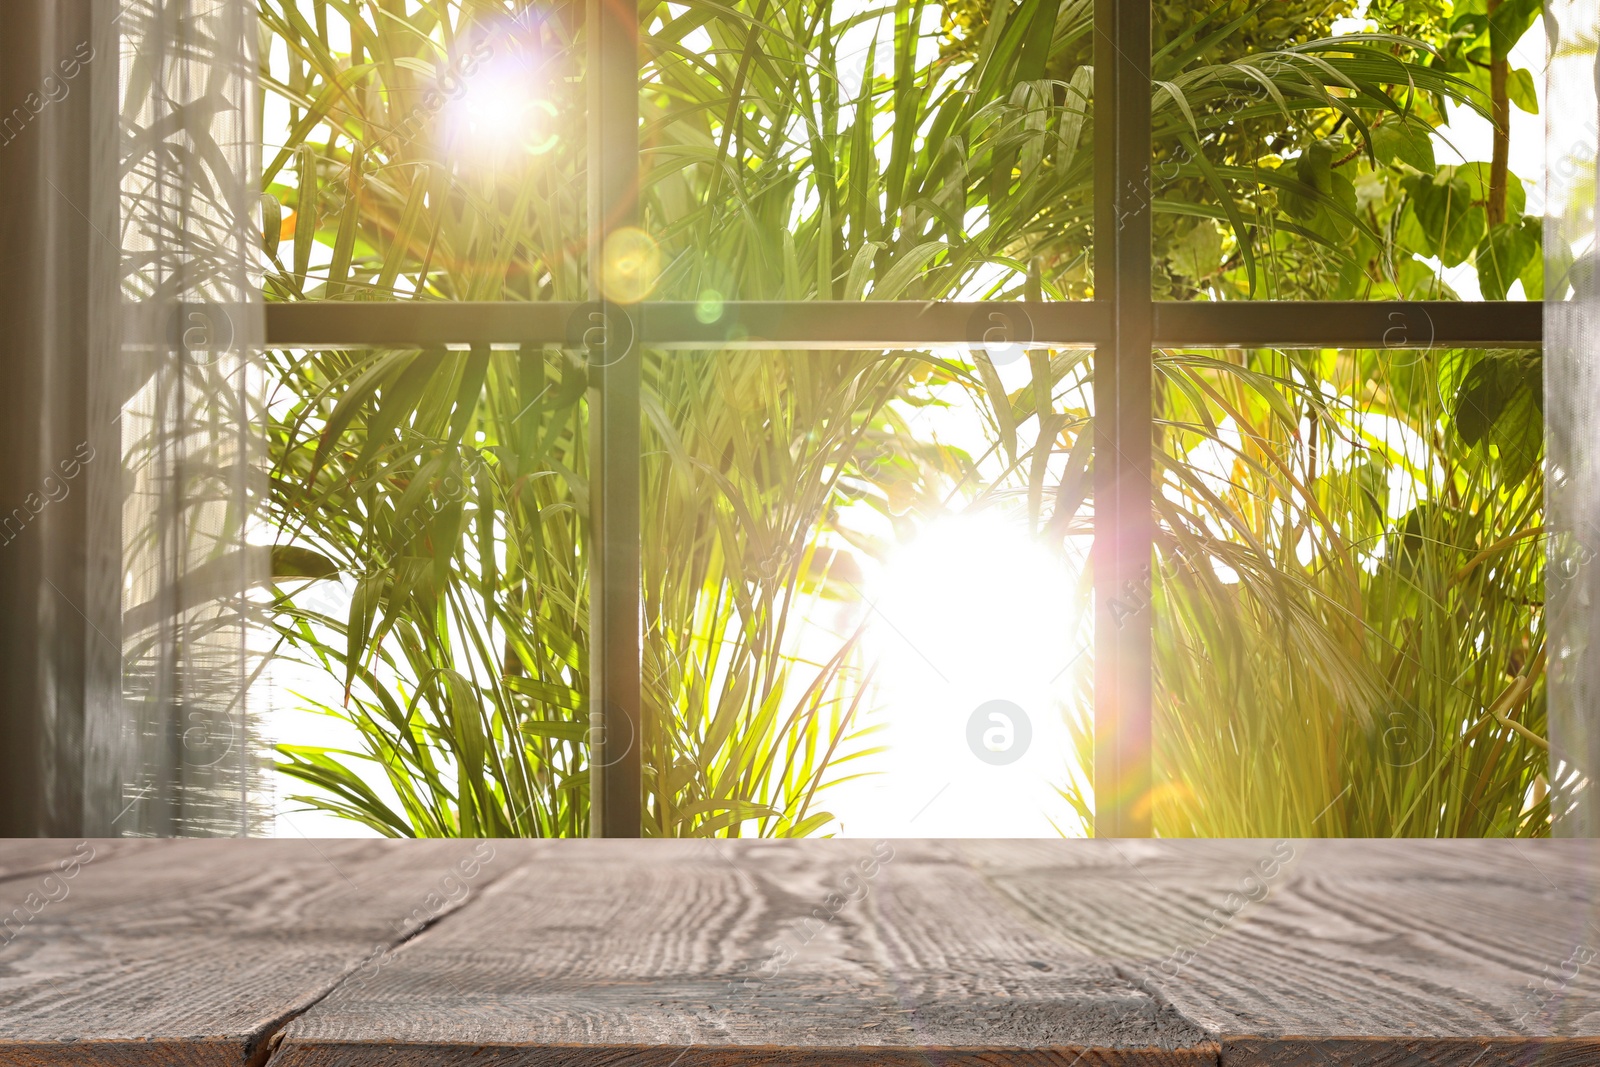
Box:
xmin=0 ymin=838 xmax=522 ymax=1067
xmin=269 ymin=840 xmax=1216 ymax=1066
xmin=1219 ymin=1037 xmax=1600 ymax=1067
xmin=0 ymin=839 xmax=149 ymax=886
xmin=4 ymin=839 xmax=1598 ymax=1066
xmin=969 ymin=840 xmax=1600 ymax=1065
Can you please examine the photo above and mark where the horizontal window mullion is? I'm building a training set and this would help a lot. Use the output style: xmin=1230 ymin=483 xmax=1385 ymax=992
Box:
xmin=263 ymin=301 xmax=1111 ymax=348
xmin=263 ymin=300 xmax=1542 ymax=349
xmin=1152 ymin=301 xmax=1542 ymax=350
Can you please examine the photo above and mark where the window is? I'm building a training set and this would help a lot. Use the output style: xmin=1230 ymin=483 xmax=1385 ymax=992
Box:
xmin=262 ymin=0 xmax=1544 ymax=838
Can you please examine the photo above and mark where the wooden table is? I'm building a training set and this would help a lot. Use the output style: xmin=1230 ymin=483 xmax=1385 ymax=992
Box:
xmin=1 ymin=839 xmax=1597 ymax=1066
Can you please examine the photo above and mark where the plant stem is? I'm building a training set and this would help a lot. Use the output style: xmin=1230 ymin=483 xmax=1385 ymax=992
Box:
xmin=1487 ymin=0 xmax=1510 ymax=226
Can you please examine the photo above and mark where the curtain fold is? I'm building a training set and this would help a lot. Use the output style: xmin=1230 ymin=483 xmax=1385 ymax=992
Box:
xmin=105 ymin=0 xmax=265 ymax=835
xmin=1546 ymin=0 xmax=1600 ymax=834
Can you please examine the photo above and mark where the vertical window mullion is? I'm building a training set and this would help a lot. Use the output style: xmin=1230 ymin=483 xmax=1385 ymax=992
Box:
xmin=1092 ymin=0 xmax=1154 ymax=837
xmin=587 ymin=0 xmax=644 ymax=837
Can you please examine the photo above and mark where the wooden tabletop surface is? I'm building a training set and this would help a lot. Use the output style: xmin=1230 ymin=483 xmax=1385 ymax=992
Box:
xmin=1 ymin=839 xmax=1597 ymax=1066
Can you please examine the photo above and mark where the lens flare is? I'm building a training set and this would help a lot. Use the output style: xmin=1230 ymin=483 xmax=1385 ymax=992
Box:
xmin=601 ymin=228 xmax=662 ymax=303
xmin=695 ymin=289 xmax=725 ymax=323
xmin=439 ymin=51 xmax=560 ymax=165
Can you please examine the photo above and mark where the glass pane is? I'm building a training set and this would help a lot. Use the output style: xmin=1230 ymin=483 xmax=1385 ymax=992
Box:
xmin=1153 ymin=3 xmax=1544 ymax=300
xmin=260 ymin=3 xmax=585 ymax=303
xmin=641 ymin=344 xmax=1094 ymax=836
xmin=115 ymin=0 xmax=265 ymax=835
xmin=264 ymin=335 xmax=1099 ymax=838
xmin=1152 ymin=345 xmax=1545 ymax=835
xmin=264 ymin=345 xmax=589 ymax=837
xmin=638 ymin=0 xmax=1094 ymax=303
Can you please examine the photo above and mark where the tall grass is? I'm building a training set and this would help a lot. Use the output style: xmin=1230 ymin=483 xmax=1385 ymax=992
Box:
xmin=1061 ymin=344 xmax=1549 ymax=836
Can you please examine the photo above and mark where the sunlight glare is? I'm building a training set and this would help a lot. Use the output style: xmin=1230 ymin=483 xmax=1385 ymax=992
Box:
xmin=837 ymin=510 xmax=1088 ymax=836
xmin=440 ymin=56 xmax=559 ymax=166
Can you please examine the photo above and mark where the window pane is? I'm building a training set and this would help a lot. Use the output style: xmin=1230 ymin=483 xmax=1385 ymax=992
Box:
xmin=265 ymin=335 xmax=1099 ymax=837
xmin=1152 ymin=4 xmax=1544 ymax=301
xmin=1152 ymin=345 xmax=1545 ymax=835
xmin=264 ymin=345 xmax=589 ymax=837
xmin=260 ymin=4 xmax=585 ymax=303
xmin=638 ymin=0 xmax=1095 ymax=303
xmin=641 ymin=344 xmax=1094 ymax=836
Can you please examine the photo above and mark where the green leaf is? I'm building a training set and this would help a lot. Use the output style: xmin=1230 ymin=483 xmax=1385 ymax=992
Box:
xmin=1452 ymin=357 xmax=1504 ymax=446
xmin=1507 ymin=67 xmax=1538 ymax=114
xmin=782 ymin=811 xmax=837 ymax=837
xmin=375 ymin=171 xmax=430 ymax=296
xmin=519 ymin=719 xmax=588 ymax=744
xmin=506 ymin=673 xmax=582 ymax=711
xmin=1299 ymin=140 xmax=1336 ymax=195
xmin=873 ymin=241 xmax=947 ymax=299
xmin=1518 ymin=217 xmax=1545 ymax=299
xmin=1388 ymin=502 xmax=1447 ymax=571
xmin=1488 ymin=0 xmax=1541 ymax=59
xmin=1014 ymin=0 xmax=1059 ymax=82
xmin=1370 ymin=122 xmax=1435 ymax=173
xmin=1475 ymin=219 xmax=1538 ymax=300
xmin=326 ymin=198 xmax=360 ymax=298
xmin=348 ymin=352 xmax=443 ymax=473
xmin=272 ymin=544 xmax=340 ymax=580
xmin=844 ymin=240 xmax=882 ymax=300
xmin=1394 ymin=254 xmax=1453 ymax=300
xmin=1449 ymin=0 xmax=1489 ymax=43
xmin=1452 ymin=351 xmax=1542 ymax=464
xmin=1402 ymin=169 xmax=1485 ymax=267
xmin=1281 ymin=140 xmax=1336 ymax=222
xmin=1458 ymin=161 xmax=1525 ymax=217
xmin=260 ymin=193 xmax=283 ymax=259
xmin=343 ymin=574 xmax=383 ymax=699
xmin=293 ymin=144 xmax=317 ymax=283
xmin=1168 ymin=219 xmax=1223 ymax=281
xmin=1490 ymin=381 xmax=1542 ymax=483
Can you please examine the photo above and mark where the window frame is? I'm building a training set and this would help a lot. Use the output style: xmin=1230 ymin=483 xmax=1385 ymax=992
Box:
xmin=263 ymin=0 xmax=1544 ymax=837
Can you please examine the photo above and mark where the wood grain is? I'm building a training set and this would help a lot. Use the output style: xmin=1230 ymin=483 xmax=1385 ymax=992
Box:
xmin=3 ymin=839 xmax=1598 ymax=1067
xmin=269 ymin=840 xmax=1215 ymax=1066
xmin=969 ymin=839 xmax=1600 ymax=1065
xmin=0 ymin=838 xmax=524 ymax=1067
xmin=0 ymin=839 xmax=149 ymax=886
xmin=1220 ymin=1036 xmax=1600 ymax=1067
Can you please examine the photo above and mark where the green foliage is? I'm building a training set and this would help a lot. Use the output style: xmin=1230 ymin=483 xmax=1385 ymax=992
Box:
xmin=1058 ymin=344 xmax=1548 ymax=837
xmin=260 ymin=0 xmax=1549 ymax=838
xmin=1448 ymin=349 xmax=1543 ymax=480
xmin=644 ymin=0 xmax=1101 ymax=301
xmin=267 ymin=343 xmax=591 ymax=837
xmin=257 ymin=0 xmax=919 ymax=836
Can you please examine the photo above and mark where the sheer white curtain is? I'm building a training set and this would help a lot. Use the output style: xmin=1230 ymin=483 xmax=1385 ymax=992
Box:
xmin=105 ymin=0 xmax=265 ymax=834
xmin=1547 ymin=0 xmax=1600 ymax=833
